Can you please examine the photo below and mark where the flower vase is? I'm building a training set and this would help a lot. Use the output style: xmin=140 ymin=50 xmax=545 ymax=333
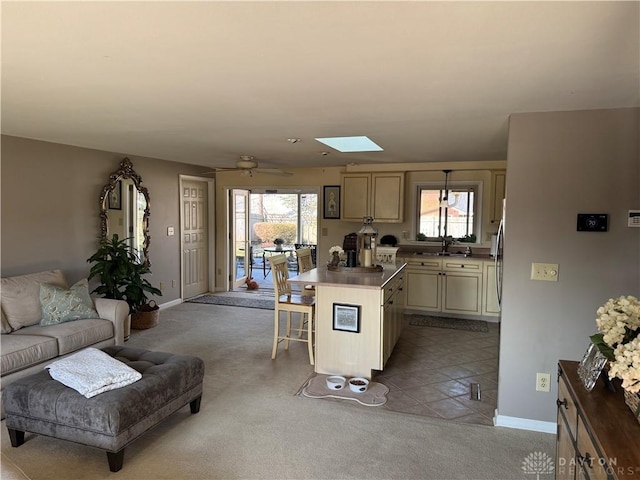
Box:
xmin=330 ymin=252 xmax=341 ymax=266
xmin=275 ymin=245 xmax=282 ymax=251
xmin=623 ymin=390 xmax=640 ymax=425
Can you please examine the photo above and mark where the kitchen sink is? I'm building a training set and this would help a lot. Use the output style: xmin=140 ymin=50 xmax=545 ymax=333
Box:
xmin=412 ymin=252 xmax=469 ymax=257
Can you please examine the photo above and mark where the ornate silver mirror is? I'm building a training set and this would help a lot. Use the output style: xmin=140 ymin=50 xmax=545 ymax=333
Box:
xmin=99 ymin=158 xmax=151 ymax=267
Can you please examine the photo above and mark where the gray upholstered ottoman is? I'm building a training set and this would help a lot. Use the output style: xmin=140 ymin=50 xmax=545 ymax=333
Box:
xmin=2 ymin=346 xmax=204 ymax=472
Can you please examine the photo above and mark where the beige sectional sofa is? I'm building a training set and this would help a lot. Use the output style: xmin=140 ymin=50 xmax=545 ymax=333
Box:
xmin=1 ymin=270 xmax=129 ymax=417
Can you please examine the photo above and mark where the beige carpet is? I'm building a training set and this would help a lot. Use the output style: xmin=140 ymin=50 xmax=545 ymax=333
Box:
xmin=1 ymin=302 xmax=555 ymax=479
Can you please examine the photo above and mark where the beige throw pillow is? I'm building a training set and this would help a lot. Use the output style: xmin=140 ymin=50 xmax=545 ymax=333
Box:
xmin=1 ymin=270 xmax=68 ymax=330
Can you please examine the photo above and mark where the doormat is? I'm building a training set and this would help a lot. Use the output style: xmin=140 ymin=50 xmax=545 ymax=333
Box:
xmin=186 ymin=293 xmax=274 ymax=310
xmin=407 ymin=315 xmax=489 ymax=333
xmin=297 ymin=374 xmax=389 ymax=407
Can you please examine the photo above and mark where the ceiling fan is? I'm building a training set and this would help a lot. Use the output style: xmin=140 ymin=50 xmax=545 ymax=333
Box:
xmin=201 ymin=156 xmax=292 ymax=177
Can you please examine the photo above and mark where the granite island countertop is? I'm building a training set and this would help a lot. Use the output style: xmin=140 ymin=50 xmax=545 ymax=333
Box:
xmin=288 ymin=263 xmax=405 ymax=290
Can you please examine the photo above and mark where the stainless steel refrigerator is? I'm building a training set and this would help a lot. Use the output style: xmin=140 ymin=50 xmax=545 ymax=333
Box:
xmin=494 ymin=199 xmax=505 ymax=310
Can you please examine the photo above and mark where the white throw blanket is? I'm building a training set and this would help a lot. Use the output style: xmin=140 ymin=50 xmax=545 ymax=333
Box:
xmin=45 ymin=348 xmax=142 ymax=398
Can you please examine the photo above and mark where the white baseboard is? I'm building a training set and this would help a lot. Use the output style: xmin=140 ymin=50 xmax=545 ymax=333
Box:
xmin=158 ymin=298 xmax=182 ymax=310
xmin=494 ymin=412 xmax=557 ymax=434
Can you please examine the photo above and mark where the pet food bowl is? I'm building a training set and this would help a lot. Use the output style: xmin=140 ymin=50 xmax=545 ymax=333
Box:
xmin=326 ymin=375 xmax=346 ymax=390
xmin=348 ymin=377 xmax=370 ymax=393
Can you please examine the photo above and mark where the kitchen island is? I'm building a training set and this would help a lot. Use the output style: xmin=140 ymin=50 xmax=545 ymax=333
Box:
xmin=288 ymin=263 xmax=406 ymax=379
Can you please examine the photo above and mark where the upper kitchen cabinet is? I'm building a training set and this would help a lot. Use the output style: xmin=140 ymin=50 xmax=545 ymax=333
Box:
xmin=489 ymin=170 xmax=506 ymax=225
xmin=341 ymin=172 xmax=405 ymax=223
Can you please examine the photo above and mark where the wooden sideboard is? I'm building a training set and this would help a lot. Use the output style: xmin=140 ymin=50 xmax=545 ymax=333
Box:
xmin=556 ymin=360 xmax=640 ymax=480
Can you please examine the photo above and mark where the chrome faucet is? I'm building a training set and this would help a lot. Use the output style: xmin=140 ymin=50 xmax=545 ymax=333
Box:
xmin=441 ymin=236 xmax=453 ymax=253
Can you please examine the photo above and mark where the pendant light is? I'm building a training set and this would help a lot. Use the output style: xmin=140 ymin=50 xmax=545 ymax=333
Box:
xmin=439 ymin=170 xmax=452 ymax=208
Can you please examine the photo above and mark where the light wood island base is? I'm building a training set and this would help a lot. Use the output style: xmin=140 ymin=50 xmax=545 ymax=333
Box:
xmin=289 ymin=264 xmax=406 ymax=379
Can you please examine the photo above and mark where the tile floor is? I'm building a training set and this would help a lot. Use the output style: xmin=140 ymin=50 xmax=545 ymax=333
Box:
xmin=233 ymin=280 xmax=500 ymax=426
xmin=373 ymin=319 xmax=500 ymax=426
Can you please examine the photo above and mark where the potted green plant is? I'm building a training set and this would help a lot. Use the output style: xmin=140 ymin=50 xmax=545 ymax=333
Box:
xmin=87 ymin=234 xmax=162 ymax=329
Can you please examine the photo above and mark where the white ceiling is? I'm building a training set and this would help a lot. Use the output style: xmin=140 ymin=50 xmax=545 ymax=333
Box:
xmin=2 ymin=1 xmax=638 ymax=170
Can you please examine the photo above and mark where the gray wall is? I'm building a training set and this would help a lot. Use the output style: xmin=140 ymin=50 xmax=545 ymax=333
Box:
xmin=1 ymin=135 xmax=204 ymax=303
xmin=498 ymin=108 xmax=640 ymax=424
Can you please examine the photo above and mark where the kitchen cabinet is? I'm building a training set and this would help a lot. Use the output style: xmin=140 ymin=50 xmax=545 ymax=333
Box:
xmin=482 ymin=260 xmax=500 ymax=317
xmin=382 ymin=270 xmax=405 ymax=366
xmin=341 ymin=172 xmax=404 ymax=223
xmin=404 ymin=257 xmax=483 ymax=316
xmin=405 ymin=257 xmax=442 ymax=311
xmin=556 ymin=361 xmax=640 ymax=480
xmin=489 ymin=170 xmax=506 ymax=225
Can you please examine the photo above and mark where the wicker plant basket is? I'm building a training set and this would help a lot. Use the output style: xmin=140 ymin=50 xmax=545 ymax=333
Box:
xmin=623 ymin=389 xmax=640 ymax=425
xmin=131 ymin=300 xmax=159 ymax=330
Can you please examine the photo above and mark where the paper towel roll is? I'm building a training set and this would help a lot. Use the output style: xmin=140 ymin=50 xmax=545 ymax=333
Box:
xmin=363 ymin=249 xmax=372 ymax=267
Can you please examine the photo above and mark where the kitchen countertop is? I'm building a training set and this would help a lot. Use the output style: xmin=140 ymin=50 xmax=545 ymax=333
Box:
xmin=396 ymin=246 xmax=493 ymax=260
xmin=288 ymin=263 xmax=405 ymax=290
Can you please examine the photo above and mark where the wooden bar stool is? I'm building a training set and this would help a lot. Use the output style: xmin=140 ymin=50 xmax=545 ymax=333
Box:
xmin=295 ymin=247 xmax=316 ymax=297
xmin=268 ymin=254 xmax=315 ymax=365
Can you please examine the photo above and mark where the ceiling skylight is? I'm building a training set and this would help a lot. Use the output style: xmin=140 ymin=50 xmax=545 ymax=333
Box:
xmin=315 ymin=136 xmax=383 ymax=153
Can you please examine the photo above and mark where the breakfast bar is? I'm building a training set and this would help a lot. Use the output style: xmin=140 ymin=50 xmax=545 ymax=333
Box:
xmin=289 ymin=263 xmax=406 ymax=379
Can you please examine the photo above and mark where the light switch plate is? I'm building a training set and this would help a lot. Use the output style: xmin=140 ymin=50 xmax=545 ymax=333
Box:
xmin=167 ymin=226 xmax=175 ymax=236
xmin=531 ymin=263 xmax=559 ymax=282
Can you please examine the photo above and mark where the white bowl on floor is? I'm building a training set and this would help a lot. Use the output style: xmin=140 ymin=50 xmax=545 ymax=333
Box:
xmin=348 ymin=377 xmax=369 ymax=393
xmin=326 ymin=375 xmax=346 ymax=390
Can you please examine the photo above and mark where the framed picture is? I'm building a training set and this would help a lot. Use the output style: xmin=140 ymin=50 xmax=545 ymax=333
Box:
xmin=577 ymin=343 xmax=608 ymax=391
xmin=108 ymin=181 xmax=122 ymax=210
xmin=323 ymin=185 xmax=340 ymax=219
xmin=333 ymin=303 xmax=360 ymax=333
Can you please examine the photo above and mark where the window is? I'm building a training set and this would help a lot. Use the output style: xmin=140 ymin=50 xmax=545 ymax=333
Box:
xmin=417 ymin=184 xmax=476 ymax=239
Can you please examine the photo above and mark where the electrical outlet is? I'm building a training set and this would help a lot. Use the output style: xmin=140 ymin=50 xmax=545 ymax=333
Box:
xmin=536 ymin=373 xmax=551 ymax=392
xmin=531 ymin=263 xmax=559 ymax=282
xmin=172 ymin=280 xmax=176 ymax=288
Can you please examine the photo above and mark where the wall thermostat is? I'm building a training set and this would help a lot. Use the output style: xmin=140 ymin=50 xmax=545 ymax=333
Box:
xmin=629 ymin=210 xmax=640 ymax=228
xmin=577 ymin=213 xmax=608 ymax=232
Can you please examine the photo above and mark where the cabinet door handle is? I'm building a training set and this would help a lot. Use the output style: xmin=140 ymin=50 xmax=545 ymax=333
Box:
xmin=556 ymin=398 xmax=568 ymax=409
xmin=461 ymin=265 xmax=465 ymax=268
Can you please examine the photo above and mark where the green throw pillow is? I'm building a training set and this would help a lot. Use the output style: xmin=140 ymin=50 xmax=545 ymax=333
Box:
xmin=39 ymin=279 xmax=99 ymax=326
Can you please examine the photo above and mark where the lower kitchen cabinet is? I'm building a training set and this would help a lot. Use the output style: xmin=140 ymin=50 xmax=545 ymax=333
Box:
xmin=556 ymin=361 xmax=640 ymax=480
xmin=441 ymin=259 xmax=482 ymax=314
xmin=382 ymin=270 xmax=405 ymax=366
xmin=482 ymin=261 xmax=500 ymax=317
xmin=405 ymin=258 xmax=441 ymax=311
xmin=403 ymin=257 xmax=483 ymax=316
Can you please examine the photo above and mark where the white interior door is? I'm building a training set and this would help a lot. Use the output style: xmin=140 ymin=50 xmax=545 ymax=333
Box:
xmin=182 ymin=180 xmax=209 ymax=299
xmin=230 ymin=189 xmax=250 ymax=290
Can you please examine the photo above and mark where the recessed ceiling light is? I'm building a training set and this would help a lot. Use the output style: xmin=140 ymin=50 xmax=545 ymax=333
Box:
xmin=315 ymin=136 xmax=383 ymax=153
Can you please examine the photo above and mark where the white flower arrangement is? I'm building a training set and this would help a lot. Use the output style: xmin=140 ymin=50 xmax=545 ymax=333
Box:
xmin=591 ymin=295 xmax=640 ymax=393
xmin=329 ymin=246 xmax=344 ymax=256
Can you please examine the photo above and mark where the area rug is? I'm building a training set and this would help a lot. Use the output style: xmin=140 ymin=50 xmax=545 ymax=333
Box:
xmin=297 ymin=374 xmax=389 ymax=407
xmin=407 ymin=314 xmax=489 ymax=332
xmin=186 ymin=293 xmax=274 ymax=310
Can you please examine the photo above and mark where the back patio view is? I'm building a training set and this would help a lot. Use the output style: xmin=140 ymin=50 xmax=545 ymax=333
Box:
xmin=234 ymin=191 xmax=318 ymax=291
